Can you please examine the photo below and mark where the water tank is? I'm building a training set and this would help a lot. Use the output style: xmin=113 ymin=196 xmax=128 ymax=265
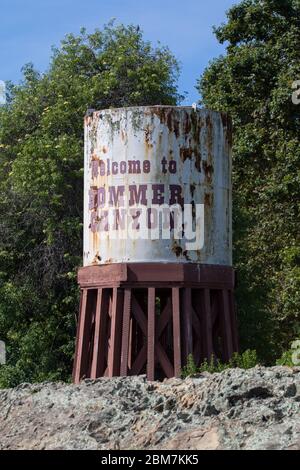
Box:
xmin=83 ymin=106 xmax=232 ymax=266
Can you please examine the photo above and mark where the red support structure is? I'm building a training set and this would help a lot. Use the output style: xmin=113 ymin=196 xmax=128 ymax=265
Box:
xmin=182 ymin=288 xmax=193 ymax=365
xmin=120 ymin=289 xmax=132 ymax=376
xmin=73 ymin=289 xmax=88 ymax=383
xmin=147 ymin=288 xmax=156 ymax=381
xmin=90 ymin=288 xmax=103 ymax=379
xmin=202 ymin=288 xmax=213 ymax=361
xmin=172 ymin=288 xmax=181 ymax=378
xmin=73 ymin=263 xmax=238 ymax=383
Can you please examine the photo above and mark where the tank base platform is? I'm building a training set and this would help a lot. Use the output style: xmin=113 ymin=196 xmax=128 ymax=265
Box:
xmin=72 ymin=263 xmax=238 ymax=383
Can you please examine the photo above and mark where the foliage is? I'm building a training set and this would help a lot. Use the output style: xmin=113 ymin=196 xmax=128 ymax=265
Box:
xmin=228 ymin=349 xmax=259 ymax=370
xmin=181 ymin=350 xmax=259 ymax=378
xmin=276 ymin=350 xmax=295 ymax=368
xmin=276 ymin=338 xmax=300 ymax=367
xmin=181 ymin=354 xmax=199 ymax=377
xmin=0 ymin=22 xmax=181 ymax=388
xmin=198 ymin=0 xmax=300 ymax=363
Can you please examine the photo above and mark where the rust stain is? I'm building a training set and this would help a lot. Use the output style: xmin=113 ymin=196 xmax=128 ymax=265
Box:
xmin=84 ymin=115 xmax=92 ymax=126
xmin=191 ymin=201 xmax=196 ymax=219
xmin=144 ymin=125 xmax=153 ymax=150
xmin=204 ymin=192 xmax=213 ymax=207
xmin=184 ymin=112 xmax=192 ymax=135
xmin=92 ymin=229 xmax=98 ymax=253
xmin=190 ymin=183 xmax=196 ymax=198
xmin=172 ymin=242 xmax=183 ymax=257
xmin=92 ymin=251 xmax=101 ymax=265
xmin=191 ymin=111 xmax=202 ymax=171
xmin=180 ymin=147 xmax=193 ymax=162
xmin=194 ymin=153 xmax=201 ymax=172
xmin=158 ymin=133 xmax=163 ymax=147
xmin=173 ymin=110 xmax=202 ymax=170
xmin=221 ymin=112 xmax=233 ymax=148
xmin=206 ymin=114 xmax=214 ymax=167
xmin=203 ymin=161 xmax=214 ymax=184
xmin=173 ymin=119 xmax=180 ymax=138
xmin=151 ymin=107 xmax=180 ymax=138
xmin=183 ymin=250 xmax=191 ymax=261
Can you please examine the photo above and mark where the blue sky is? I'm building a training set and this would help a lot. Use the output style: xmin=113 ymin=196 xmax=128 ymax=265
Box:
xmin=0 ymin=0 xmax=237 ymax=104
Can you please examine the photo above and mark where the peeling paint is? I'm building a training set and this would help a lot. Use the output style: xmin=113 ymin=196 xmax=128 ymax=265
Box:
xmin=83 ymin=106 xmax=232 ymax=266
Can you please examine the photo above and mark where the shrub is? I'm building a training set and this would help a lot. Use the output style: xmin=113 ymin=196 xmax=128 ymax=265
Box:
xmin=276 ymin=339 xmax=300 ymax=367
xmin=181 ymin=350 xmax=259 ymax=378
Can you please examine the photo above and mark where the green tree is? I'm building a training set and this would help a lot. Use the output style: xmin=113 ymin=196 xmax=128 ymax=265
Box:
xmin=198 ymin=0 xmax=300 ymax=362
xmin=0 ymin=23 xmax=181 ymax=387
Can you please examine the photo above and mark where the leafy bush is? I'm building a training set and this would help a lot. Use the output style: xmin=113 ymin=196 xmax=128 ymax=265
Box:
xmin=276 ymin=339 xmax=300 ymax=367
xmin=181 ymin=354 xmax=199 ymax=377
xmin=181 ymin=350 xmax=259 ymax=378
xmin=229 ymin=350 xmax=259 ymax=370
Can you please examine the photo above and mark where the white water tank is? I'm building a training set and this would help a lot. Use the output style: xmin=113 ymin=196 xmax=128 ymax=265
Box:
xmin=83 ymin=106 xmax=232 ymax=266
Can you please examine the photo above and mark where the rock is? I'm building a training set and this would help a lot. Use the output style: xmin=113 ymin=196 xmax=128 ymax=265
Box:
xmin=160 ymin=427 xmax=220 ymax=450
xmin=284 ymin=383 xmax=297 ymax=398
xmin=0 ymin=367 xmax=299 ymax=450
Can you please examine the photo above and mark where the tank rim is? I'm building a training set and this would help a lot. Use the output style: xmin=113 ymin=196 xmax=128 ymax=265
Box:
xmin=85 ymin=105 xmax=225 ymax=116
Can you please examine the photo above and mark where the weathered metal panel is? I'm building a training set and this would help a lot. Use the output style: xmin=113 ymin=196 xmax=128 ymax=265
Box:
xmin=83 ymin=106 xmax=232 ymax=266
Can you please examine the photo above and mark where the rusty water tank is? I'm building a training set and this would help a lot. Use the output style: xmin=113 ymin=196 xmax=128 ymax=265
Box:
xmin=83 ymin=106 xmax=232 ymax=266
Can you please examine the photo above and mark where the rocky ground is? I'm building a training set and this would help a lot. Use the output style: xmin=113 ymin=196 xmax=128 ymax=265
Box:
xmin=0 ymin=366 xmax=299 ymax=450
